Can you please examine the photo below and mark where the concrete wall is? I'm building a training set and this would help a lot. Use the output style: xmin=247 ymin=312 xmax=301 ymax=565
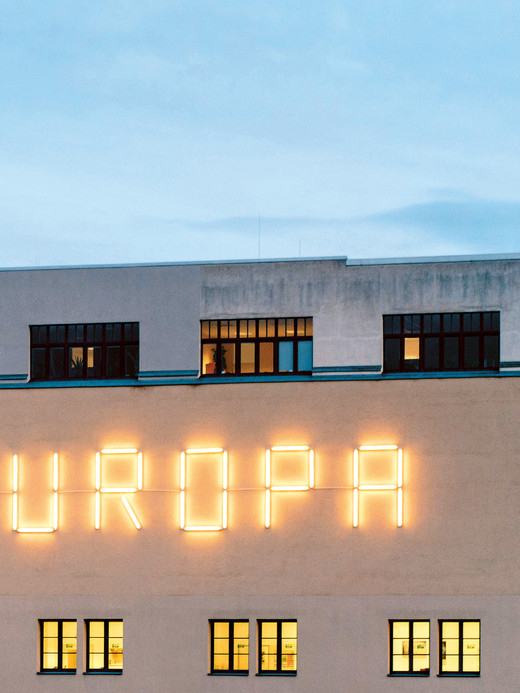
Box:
xmin=0 ymin=378 xmax=517 ymax=689
xmin=0 ymin=256 xmax=518 ymax=378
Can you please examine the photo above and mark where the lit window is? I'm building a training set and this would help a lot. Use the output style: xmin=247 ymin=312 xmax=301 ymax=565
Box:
xmin=200 ymin=318 xmax=312 ymax=376
xmin=85 ymin=620 xmax=123 ymax=674
xmin=389 ymin=620 xmax=429 ymax=676
xmin=30 ymin=323 xmax=139 ymax=381
xmin=383 ymin=312 xmax=499 ymax=373
xmin=439 ymin=620 xmax=480 ymax=676
xmin=39 ymin=620 xmax=77 ymax=673
xmin=209 ymin=620 xmax=249 ymax=675
xmin=257 ymin=620 xmax=297 ymax=675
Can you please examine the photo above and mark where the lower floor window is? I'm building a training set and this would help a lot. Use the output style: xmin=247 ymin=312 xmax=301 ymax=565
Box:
xmin=258 ymin=620 xmax=297 ymax=675
xmin=209 ymin=620 xmax=249 ymax=674
xmin=39 ymin=620 xmax=77 ymax=673
xmin=86 ymin=620 xmax=123 ymax=673
xmin=389 ymin=620 xmax=429 ymax=675
xmin=439 ymin=620 xmax=480 ymax=676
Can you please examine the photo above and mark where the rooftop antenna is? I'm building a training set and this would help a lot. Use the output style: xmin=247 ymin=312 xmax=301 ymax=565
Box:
xmin=258 ymin=214 xmax=261 ymax=258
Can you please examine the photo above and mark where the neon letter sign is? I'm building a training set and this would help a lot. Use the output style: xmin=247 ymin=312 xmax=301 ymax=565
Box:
xmin=95 ymin=449 xmax=143 ymax=530
xmin=353 ymin=445 xmax=403 ymax=528
xmin=265 ymin=446 xmax=315 ymax=528
xmin=12 ymin=453 xmax=59 ymax=533
xmin=180 ymin=448 xmax=228 ymax=531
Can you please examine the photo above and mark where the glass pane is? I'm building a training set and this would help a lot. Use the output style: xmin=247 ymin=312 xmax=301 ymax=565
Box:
xmin=403 ymin=315 xmax=413 ymax=333
xmin=43 ymin=621 xmax=58 ymax=637
xmin=39 ymin=325 xmax=47 ymax=342
xmin=443 ymin=314 xmax=452 ymax=332
xmin=109 ymin=652 xmax=123 ymax=669
xmin=86 ymin=325 xmax=95 ymax=342
xmin=50 ymin=348 xmax=65 ymax=378
xmin=259 ymin=342 xmax=274 ymax=373
xmin=94 ymin=324 xmax=103 ymax=341
xmin=442 ymin=622 xmax=459 ymax=639
xmin=68 ymin=325 xmax=76 ymax=341
xmin=125 ymin=345 xmax=138 ymax=377
xmin=62 ymin=651 xmax=76 ymax=669
xmin=483 ymin=312 xmax=492 ymax=331
xmin=239 ymin=320 xmax=248 ymax=338
xmin=472 ymin=313 xmax=480 ymax=331
xmin=305 ymin=317 xmax=313 ymax=336
xmin=229 ymin=320 xmax=237 ymax=338
xmin=210 ymin=321 xmax=218 ymax=339
xmin=124 ymin=323 xmax=132 ymax=340
xmin=213 ymin=654 xmax=229 ymax=670
xmin=463 ymin=655 xmax=480 ymax=672
xmin=220 ymin=321 xmax=229 ymax=339
xmin=132 ymin=323 xmax=139 ymax=340
xmin=286 ymin=318 xmax=294 ymax=336
xmin=412 ymin=654 xmax=429 ymax=672
xmin=392 ymin=654 xmax=409 ymax=672
xmin=76 ymin=325 xmax=84 ymax=341
xmin=69 ymin=347 xmax=84 ymax=378
xmin=281 ymin=622 xmax=297 ymax=638
xmin=392 ymin=638 xmax=408 ymax=655
xmin=113 ymin=323 xmax=122 ymax=341
xmin=43 ymin=637 xmax=58 ymax=653
xmin=297 ymin=318 xmax=305 ymax=336
xmin=261 ymin=651 xmax=277 ymax=670
xmin=261 ymin=622 xmax=277 ymax=638
xmin=404 ymin=337 xmax=420 ymax=362
xmin=89 ymin=637 xmax=104 ymax=653
xmin=89 ymin=621 xmax=104 ymax=638
xmin=423 ymin=315 xmax=431 ymax=333
xmin=221 ymin=343 xmax=235 ymax=374
xmin=258 ymin=319 xmax=267 ymax=337
xmin=32 ymin=348 xmax=46 ymax=379
xmin=234 ymin=622 xmax=249 ymax=638
xmin=413 ymin=621 xmax=429 ymax=639
xmin=89 ymin=653 xmax=105 ymax=669
xmin=43 ymin=653 xmax=59 ymax=669
xmin=464 ymin=336 xmax=479 ymax=369
xmin=234 ymin=652 xmax=248 ymax=670
xmin=87 ymin=346 xmax=102 ymax=378
xmin=109 ymin=622 xmax=123 ymax=637
xmin=463 ymin=639 xmax=480 ymax=654
xmin=384 ymin=339 xmax=400 ymax=371
xmin=267 ymin=319 xmax=276 ymax=337
xmin=57 ymin=326 xmax=66 ymax=342
xmin=62 ymin=622 xmax=76 ymax=638
xmin=392 ymin=316 xmax=401 ymax=334
xmin=202 ymin=344 xmax=217 ymax=375
xmin=297 ymin=340 xmax=312 ymax=372
xmin=106 ymin=324 xmax=114 ymax=342
xmin=484 ymin=335 xmax=498 ymax=368
xmin=432 ymin=314 xmax=441 ymax=332
xmin=214 ymin=639 xmax=229 ymax=654
xmin=492 ymin=312 xmax=500 ymax=330
xmin=278 ymin=319 xmax=286 ymax=337
xmin=201 ymin=321 xmax=209 ymax=339
xmin=240 ymin=343 xmax=255 ymax=373
xmin=392 ymin=622 xmax=409 ymax=638
xmin=234 ymin=638 xmax=249 ymax=655
xmin=424 ymin=337 xmax=439 ymax=370
xmin=281 ymin=651 xmax=296 ymax=671
xmin=279 ymin=341 xmax=293 ymax=373
xmin=463 ymin=622 xmax=480 ymax=638
xmin=106 ymin=346 xmax=121 ymax=377
xmin=49 ymin=326 xmax=58 ymax=343
xmin=31 ymin=325 xmax=41 ymax=344
xmin=443 ymin=337 xmax=459 ymax=369
xmin=248 ymin=320 xmax=256 ymax=337
xmin=442 ymin=654 xmax=459 ymax=672
xmin=413 ymin=638 xmax=429 ymax=655
xmin=213 ymin=622 xmax=229 ymax=638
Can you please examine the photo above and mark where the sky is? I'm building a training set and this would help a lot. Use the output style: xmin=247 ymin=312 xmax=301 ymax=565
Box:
xmin=1 ymin=1 xmax=520 ymax=266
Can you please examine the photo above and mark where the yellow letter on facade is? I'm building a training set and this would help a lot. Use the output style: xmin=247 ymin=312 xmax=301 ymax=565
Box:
xmin=265 ymin=446 xmax=315 ymax=528
xmin=180 ymin=449 xmax=228 ymax=531
xmin=353 ymin=445 xmax=403 ymax=528
xmin=12 ymin=453 xmax=59 ymax=533
xmin=95 ymin=449 xmax=143 ymax=529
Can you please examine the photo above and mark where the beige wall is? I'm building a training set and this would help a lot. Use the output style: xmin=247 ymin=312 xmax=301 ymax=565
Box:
xmin=0 ymin=378 xmax=517 ymax=690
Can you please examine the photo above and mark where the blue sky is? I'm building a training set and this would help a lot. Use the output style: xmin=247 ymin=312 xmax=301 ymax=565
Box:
xmin=1 ymin=1 xmax=519 ymax=265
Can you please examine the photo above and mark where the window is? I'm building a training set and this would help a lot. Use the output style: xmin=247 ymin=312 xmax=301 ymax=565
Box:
xmin=383 ymin=312 xmax=499 ymax=373
xmin=30 ymin=323 xmax=139 ymax=381
xmin=200 ymin=318 xmax=312 ymax=376
xmin=85 ymin=620 xmax=123 ymax=673
xmin=257 ymin=620 xmax=297 ymax=675
xmin=439 ymin=620 xmax=480 ymax=676
xmin=39 ymin=620 xmax=77 ymax=673
xmin=389 ymin=620 xmax=429 ymax=676
xmin=209 ymin=620 xmax=249 ymax=675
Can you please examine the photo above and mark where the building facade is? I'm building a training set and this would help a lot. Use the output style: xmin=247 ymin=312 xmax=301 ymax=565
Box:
xmin=0 ymin=254 xmax=519 ymax=691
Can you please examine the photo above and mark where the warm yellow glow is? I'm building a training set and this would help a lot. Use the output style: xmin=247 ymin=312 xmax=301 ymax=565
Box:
xmin=179 ymin=490 xmax=185 ymax=529
xmin=100 ymin=488 xmax=137 ymax=494
xmin=181 ymin=449 xmax=227 ymax=531
xmin=121 ymin=495 xmax=141 ymax=529
xmin=271 ymin=445 xmax=310 ymax=451
xmin=185 ymin=447 xmax=223 ymax=454
xmin=100 ymin=448 xmax=138 ymax=454
xmin=12 ymin=454 xmax=59 ymax=533
xmin=12 ymin=454 xmax=18 ymax=493
xmin=137 ymin=452 xmax=143 ymax=490
xmin=95 ymin=491 xmax=100 ymax=529
xmin=353 ymin=446 xmax=403 ymax=527
xmin=95 ymin=452 xmax=101 ymax=490
xmin=265 ymin=446 xmax=314 ymax=527
xmin=404 ymin=336 xmax=420 ymax=360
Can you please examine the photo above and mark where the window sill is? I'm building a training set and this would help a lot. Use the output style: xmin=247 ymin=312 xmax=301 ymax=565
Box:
xmin=387 ymin=673 xmax=429 ymax=677
xmin=83 ymin=671 xmax=123 ymax=675
xmin=437 ymin=673 xmax=480 ymax=677
xmin=37 ymin=671 xmax=76 ymax=675
xmin=208 ymin=672 xmax=249 ymax=676
xmin=256 ymin=672 xmax=297 ymax=676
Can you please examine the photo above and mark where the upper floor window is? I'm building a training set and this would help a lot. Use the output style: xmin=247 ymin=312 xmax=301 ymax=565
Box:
xmin=30 ymin=323 xmax=139 ymax=381
xmin=201 ymin=318 xmax=312 ymax=377
xmin=439 ymin=620 xmax=480 ymax=676
xmin=257 ymin=620 xmax=297 ymax=675
xmin=39 ymin=619 xmax=77 ymax=673
xmin=85 ymin=620 xmax=123 ymax=673
xmin=383 ymin=312 xmax=499 ymax=373
xmin=209 ymin=619 xmax=249 ymax=675
xmin=389 ymin=620 xmax=429 ymax=676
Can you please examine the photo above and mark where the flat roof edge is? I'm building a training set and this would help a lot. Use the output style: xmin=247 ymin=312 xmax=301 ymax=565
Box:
xmin=0 ymin=252 xmax=518 ymax=273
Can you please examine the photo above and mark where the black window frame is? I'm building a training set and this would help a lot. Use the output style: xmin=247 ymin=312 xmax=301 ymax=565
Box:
xmin=388 ymin=619 xmax=430 ymax=677
xmin=438 ymin=619 xmax=481 ymax=677
xmin=38 ymin=619 xmax=77 ymax=675
xmin=383 ymin=312 xmax=499 ymax=373
xmin=257 ymin=619 xmax=297 ymax=676
xmin=209 ymin=619 xmax=249 ymax=676
xmin=30 ymin=322 xmax=139 ymax=381
xmin=200 ymin=318 xmax=313 ymax=377
xmin=84 ymin=619 xmax=123 ymax=675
